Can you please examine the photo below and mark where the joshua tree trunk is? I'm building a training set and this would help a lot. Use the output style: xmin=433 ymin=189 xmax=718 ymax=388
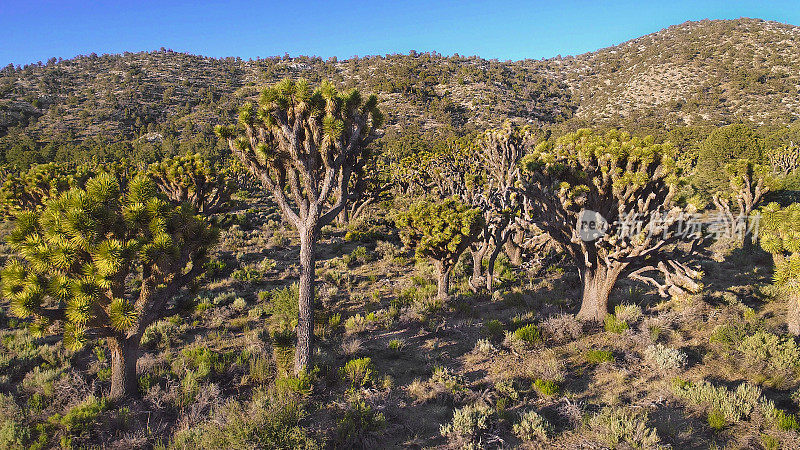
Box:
xmin=437 ymin=262 xmax=452 ymax=300
xmin=504 ymin=228 xmax=524 ymax=266
xmin=109 ymin=335 xmax=141 ymax=400
xmin=470 ymin=243 xmax=488 ymax=291
xmin=486 ymin=243 xmax=504 ymax=292
xmin=576 ymin=265 xmax=622 ymax=322
xmin=788 ymin=293 xmax=800 ymax=336
xmin=295 ymin=227 xmax=316 ymax=374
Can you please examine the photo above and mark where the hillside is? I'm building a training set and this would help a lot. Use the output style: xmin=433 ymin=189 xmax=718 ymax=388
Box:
xmin=549 ymin=18 xmax=800 ymax=125
xmin=2 ymin=18 xmax=800 ymax=166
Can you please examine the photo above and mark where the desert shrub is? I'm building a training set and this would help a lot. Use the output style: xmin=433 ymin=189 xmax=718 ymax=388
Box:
xmin=484 ymin=319 xmax=504 ymax=340
xmin=614 ymin=304 xmax=642 ymax=323
xmin=53 ymin=396 xmax=109 ymax=436
xmin=141 ymin=319 xmax=179 ymax=349
xmin=343 ymin=246 xmax=372 ymax=267
xmin=440 ymin=402 xmax=495 ymax=448
xmin=472 ymin=339 xmax=496 ymax=356
xmin=335 ymin=398 xmax=386 ymax=448
xmin=179 ymin=347 xmax=233 ymax=382
xmin=673 ymin=379 xmax=763 ymax=423
xmin=541 ymin=313 xmax=582 ymax=343
xmin=232 ymin=266 xmax=264 ymax=282
xmin=533 ymin=379 xmax=560 ymax=397
xmin=604 ymin=314 xmax=629 ymax=334
xmin=513 ymin=324 xmax=541 ymax=345
xmin=513 ymin=410 xmax=551 ymax=442
xmin=343 ymin=313 xmax=379 ymax=335
xmin=586 ymin=349 xmax=615 ymax=364
xmin=21 ymin=366 xmax=64 ymax=397
xmin=388 ymin=339 xmax=404 ymax=351
xmin=588 ymin=406 xmax=661 ymax=449
xmin=0 ymin=420 xmax=30 ymax=449
xmin=169 ymin=386 xmax=317 ymax=449
xmin=344 ymin=217 xmax=384 ymax=243
xmin=707 ymin=409 xmax=727 ymax=430
xmin=341 ymin=357 xmax=374 ymax=387
xmin=406 ymin=366 xmax=466 ymax=404
xmin=265 ymin=284 xmax=301 ymax=336
xmin=375 ymin=240 xmax=398 ymax=261
xmin=231 ymin=297 xmax=248 ymax=311
xmin=738 ymin=331 xmax=800 ymax=385
xmin=643 ymin=344 xmax=688 ymax=372
xmin=523 ymin=350 xmax=567 ymax=383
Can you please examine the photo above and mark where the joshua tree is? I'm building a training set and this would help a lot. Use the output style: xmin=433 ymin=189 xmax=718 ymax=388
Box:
xmin=0 ymin=162 xmax=94 ymax=218
xmin=761 ymin=202 xmax=800 ymax=334
xmin=711 ymin=159 xmax=770 ymax=252
xmin=148 ymin=153 xmax=235 ymax=214
xmin=469 ymin=122 xmax=533 ymax=291
xmin=395 ymin=197 xmax=484 ymax=299
xmin=768 ymin=142 xmax=800 ymax=176
xmin=0 ymin=172 xmax=215 ymax=399
xmin=521 ymin=129 xmax=702 ymax=321
xmin=215 ymin=78 xmax=382 ymax=373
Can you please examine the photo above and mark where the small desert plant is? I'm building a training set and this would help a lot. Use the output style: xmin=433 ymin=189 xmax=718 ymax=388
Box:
xmin=335 ymin=398 xmax=386 ymax=447
xmin=513 ymin=410 xmax=551 ymax=442
xmin=586 ymin=349 xmax=615 ymax=364
xmin=533 ymin=379 xmax=560 ymax=397
xmin=484 ymin=319 xmax=504 ymax=340
xmin=440 ymin=402 xmax=495 ymax=448
xmin=541 ymin=313 xmax=583 ymax=343
xmin=643 ymin=344 xmax=688 ymax=372
xmin=614 ymin=304 xmax=642 ymax=323
xmin=738 ymin=331 xmax=800 ymax=385
xmin=513 ymin=324 xmax=541 ymax=345
xmin=673 ymin=379 xmax=763 ymax=423
xmin=341 ymin=357 xmax=374 ymax=387
xmin=472 ymin=338 xmax=496 ymax=356
xmin=604 ymin=314 xmax=629 ymax=334
xmin=588 ymin=406 xmax=661 ymax=449
xmin=388 ymin=339 xmax=404 ymax=351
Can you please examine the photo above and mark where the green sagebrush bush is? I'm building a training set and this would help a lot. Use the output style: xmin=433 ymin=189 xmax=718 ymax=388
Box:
xmin=588 ymin=406 xmax=661 ymax=449
xmin=513 ymin=410 xmax=551 ymax=442
xmin=440 ymin=402 xmax=495 ymax=449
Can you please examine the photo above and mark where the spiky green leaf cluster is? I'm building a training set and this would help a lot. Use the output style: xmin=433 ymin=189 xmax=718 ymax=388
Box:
xmin=0 ymin=162 xmax=96 ymax=218
xmin=523 ymin=129 xmax=679 ymax=202
xmin=148 ymin=153 xmax=235 ymax=214
xmin=0 ymin=169 xmax=215 ymax=348
xmin=395 ymin=197 xmax=484 ymax=269
xmin=760 ymin=202 xmax=800 ymax=293
xmin=222 ymin=78 xmax=383 ymax=178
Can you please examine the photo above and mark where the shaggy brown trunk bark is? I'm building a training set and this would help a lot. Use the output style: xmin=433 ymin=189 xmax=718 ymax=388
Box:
xmin=295 ymin=229 xmax=316 ymax=374
xmin=788 ymin=293 xmax=800 ymax=336
xmin=505 ymin=230 xmax=524 ymax=266
xmin=437 ymin=262 xmax=451 ymax=300
xmin=576 ymin=266 xmax=620 ymax=322
xmin=109 ymin=335 xmax=140 ymax=400
xmin=470 ymin=244 xmax=488 ymax=290
xmin=486 ymin=244 xmax=504 ymax=292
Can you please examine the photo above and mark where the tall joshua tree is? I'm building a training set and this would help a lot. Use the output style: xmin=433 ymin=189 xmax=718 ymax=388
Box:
xmin=1 ymin=172 xmax=215 ymax=399
xmin=521 ymin=129 xmax=702 ymax=321
xmin=215 ymin=78 xmax=383 ymax=373
xmin=471 ymin=122 xmax=533 ymax=291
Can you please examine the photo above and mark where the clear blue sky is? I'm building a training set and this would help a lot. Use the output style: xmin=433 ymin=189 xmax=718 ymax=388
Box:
xmin=1 ymin=0 xmax=799 ymax=66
